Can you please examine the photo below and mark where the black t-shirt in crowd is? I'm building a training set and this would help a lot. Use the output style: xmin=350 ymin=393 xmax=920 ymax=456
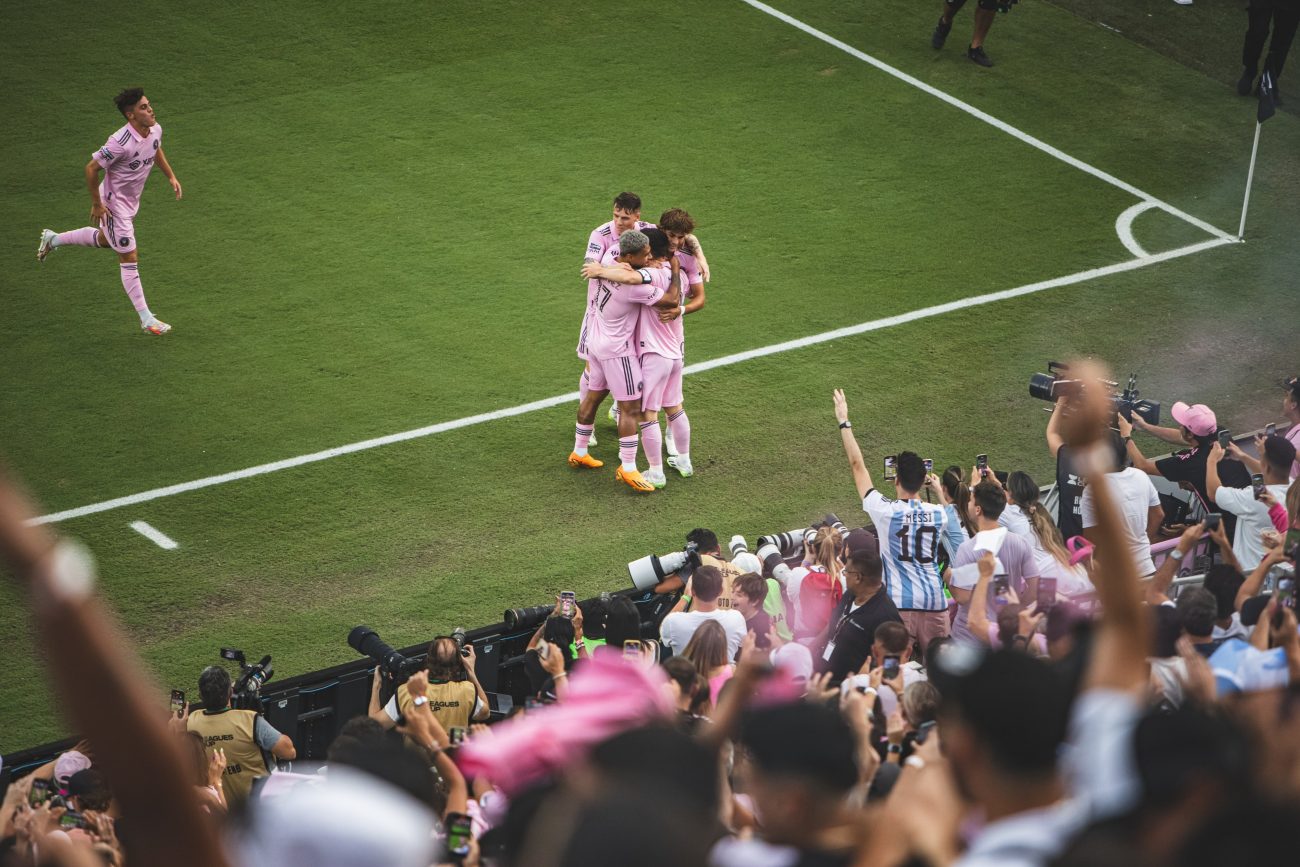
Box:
xmin=1055 ymin=445 xmax=1087 ymax=541
xmin=815 ymin=589 xmax=902 ymax=683
xmin=1153 ymin=435 xmax=1250 ymax=537
xmin=745 ymin=609 xmax=774 ymax=648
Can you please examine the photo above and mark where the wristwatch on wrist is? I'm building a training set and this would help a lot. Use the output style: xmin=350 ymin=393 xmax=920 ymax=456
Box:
xmin=1169 ymin=548 xmax=1185 ymax=562
xmin=887 ymin=743 xmax=903 ymax=754
xmin=839 ymin=421 xmax=852 ymax=430
xmin=412 ymin=696 xmax=429 ymax=708
xmin=1122 ymin=435 xmax=1133 ymax=445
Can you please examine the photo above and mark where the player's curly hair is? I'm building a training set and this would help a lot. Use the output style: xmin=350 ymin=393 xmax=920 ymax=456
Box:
xmin=658 ymin=208 xmax=696 ymax=235
xmin=114 ymin=88 xmax=146 ymax=117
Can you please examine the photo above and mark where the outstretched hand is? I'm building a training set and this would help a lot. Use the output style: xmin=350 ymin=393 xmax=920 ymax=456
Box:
xmin=833 ymin=389 xmax=849 ymax=425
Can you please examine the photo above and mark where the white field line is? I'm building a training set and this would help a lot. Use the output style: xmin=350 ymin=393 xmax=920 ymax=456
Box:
xmin=737 ymin=0 xmax=1235 ymax=243
xmin=30 ymin=236 xmax=1233 ymax=526
xmin=1115 ymin=201 xmax=1159 ymax=259
xmin=129 ymin=521 xmax=178 ymax=549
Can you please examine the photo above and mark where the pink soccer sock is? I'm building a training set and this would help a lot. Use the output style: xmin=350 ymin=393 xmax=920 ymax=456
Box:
xmin=574 ymin=423 xmax=594 ymax=456
xmin=119 ymin=263 xmax=153 ymax=322
xmin=55 ymin=227 xmax=102 ymax=248
xmin=619 ymin=435 xmax=639 ymax=472
xmin=640 ymin=421 xmax=663 ymax=471
xmin=668 ymin=410 xmax=691 ymax=455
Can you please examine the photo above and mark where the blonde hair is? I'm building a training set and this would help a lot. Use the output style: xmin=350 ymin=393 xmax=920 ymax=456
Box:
xmin=1007 ymin=471 xmax=1071 ymax=567
xmin=805 ymin=526 xmax=843 ymax=585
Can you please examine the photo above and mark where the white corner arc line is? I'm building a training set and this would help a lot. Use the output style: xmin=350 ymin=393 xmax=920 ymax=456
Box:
xmin=736 ymin=0 xmax=1235 ymax=243
xmin=130 ymin=521 xmax=179 ymax=550
xmin=1115 ymin=201 xmax=1158 ymax=259
xmin=30 ymin=237 xmax=1232 ymax=527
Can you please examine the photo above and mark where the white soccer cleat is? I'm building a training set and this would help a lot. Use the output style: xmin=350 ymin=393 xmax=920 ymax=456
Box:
xmin=644 ymin=468 xmax=668 ymax=489
xmin=36 ymin=229 xmax=57 ymax=262
xmin=607 ymin=405 xmax=619 ymax=423
xmin=665 ymin=430 xmax=679 ymax=457
xmin=667 ymin=455 xmax=694 ymax=477
xmin=142 ymin=318 xmax=172 ymax=335
xmin=588 ymin=430 xmax=598 ymax=447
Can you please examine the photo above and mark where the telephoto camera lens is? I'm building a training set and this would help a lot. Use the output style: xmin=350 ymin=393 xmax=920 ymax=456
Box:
xmin=504 ymin=605 xmax=554 ymax=631
xmin=348 ymin=625 xmax=413 ymax=677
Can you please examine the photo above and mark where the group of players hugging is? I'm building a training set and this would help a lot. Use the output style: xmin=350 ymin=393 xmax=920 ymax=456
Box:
xmin=569 ymin=193 xmax=711 ymax=494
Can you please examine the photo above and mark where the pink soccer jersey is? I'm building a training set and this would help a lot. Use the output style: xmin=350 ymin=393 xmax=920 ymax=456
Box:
xmin=637 ymin=252 xmax=702 ymax=360
xmin=585 ymin=251 xmax=671 ymax=360
xmin=578 ymin=219 xmax=656 ymax=358
xmin=92 ymin=122 xmax=162 ymax=217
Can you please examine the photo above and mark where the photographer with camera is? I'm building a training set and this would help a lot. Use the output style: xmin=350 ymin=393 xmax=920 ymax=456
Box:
xmin=373 ymin=636 xmax=490 ymax=733
xmin=186 ymin=664 xmax=295 ymax=805
xmin=1207 ymin=434 xmax=1296 ymax=571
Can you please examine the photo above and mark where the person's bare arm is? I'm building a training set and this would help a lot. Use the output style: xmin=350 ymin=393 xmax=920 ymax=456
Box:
xmin=1117 ymin=415 xmax=1160 ymax=476
xmin=683 ymin=281 xmax=706 ymax=314
xmin=85 ymin=160 xmax=107 ymax=226
xmin=581 ymin=263 xmax=641 ymax=283
xmin=1132 ymin=416 xmax=1186 ymax=445
xmin=1149 ymin=522 xmax=1204 ymax=605
xmin=1227 ymin=441 xmax=1263 ymax=475
xmin=966 ymin=554 xmax=996 ymax=646
xmin=1205 ymin=442 xmax=1226 ymax=503
xmin=1062 ymin=365 xmax=1150 ymax=694
xmin=462 ymin=644 xmax=491 ymax=722
xmin=271 ymin=733 xmax=296 ymax=761
xmin=1236 ymin=548 xmax=1287 ymax=611
xmin=833 ymin=389 xmax=873 ymax=500
xmin=650 ymin=258 xmax=682 ymax=310
xmin=1146 ymin=504 xmax=1165 ymax=544
xmin=154 ymin=147 xmax=182 ymax=199
xmin=1046 ymin=398 xmax=1067 ymax=458
xmin=0 ymin=467 xmax=229 ymax=867
xmin=683 ymin=234 xmax=709 ymax=282
xmin=368 ymin=666 xmax=399 ymax=729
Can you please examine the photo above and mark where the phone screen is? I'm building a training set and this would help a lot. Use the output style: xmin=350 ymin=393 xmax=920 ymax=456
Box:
xmin=1252 ymin=474 xmax=1266 ymax=498
xmin=1278 ymin=578 xmax=1296 ymax=611
xmin=59 ymin=811 xmax=88 ymax=831
xmin=883 ymin=456 xmax=897 ymax=481
xmin=1266 ymin=423 xmax=1276 ymax=436
xmin=623 ymin=640 xmax=643 ymax=660
xmin=170 ymin=689 xmax=185 ymax=717
xmin=976 ymin=454 xmax=988 ymax=474
xmin=450 ymin=726 xmax=467 ymax=746
xmin=1218 ymin=430 xmax=1231 ymax=448
xmin=882 ymin=656 xmax=900 ymax=680
xmin=28 ymin=779 xmax=54 ymax=808
xmin=1037 ymin=578 xmax=1058 ymax=610
xmin=559 ymin=591 xmax=576 ymax=618
xmin=1204 ymin=513 xmax=1221 ymax=531
xmin=923 ymin=458 xmax=934 ymax=474
xmin=446 ymin=812 xmax=473 ymax=857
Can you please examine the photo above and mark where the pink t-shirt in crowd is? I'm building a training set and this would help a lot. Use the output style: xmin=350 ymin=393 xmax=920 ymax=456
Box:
xmin=92 ymin=122 xmax=162 ymax=216
xmin=708 ymin=666 xmax=735 ymax=706
xmin=1286 ymin=423 xmax=1300 ymax=480
xmin=585 ymin=251 xmax=670 ymax=360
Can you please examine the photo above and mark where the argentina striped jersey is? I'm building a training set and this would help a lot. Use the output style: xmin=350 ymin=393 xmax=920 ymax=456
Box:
xmin=863 ymin=489 xmax=950 ymax=611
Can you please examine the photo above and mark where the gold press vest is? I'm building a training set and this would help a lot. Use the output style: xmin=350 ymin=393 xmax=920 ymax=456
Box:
xmin=395 ymin=679 xmax=478 ymax=731
xmin=187 ymin=708 xmax=269 ymax=804
xmin=700 ymin=553 xmax=745 ymax=610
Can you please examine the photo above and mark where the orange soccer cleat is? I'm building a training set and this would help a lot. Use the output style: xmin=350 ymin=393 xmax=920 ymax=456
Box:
xmin=616 ymin=466 xmax=656 ymax=493
xmin=569 ymin=451 xmax=604 ymax=469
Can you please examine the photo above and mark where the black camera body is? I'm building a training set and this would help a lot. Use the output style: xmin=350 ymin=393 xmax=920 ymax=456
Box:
xmin=220 ymin=648 xmax=274 ymax=710
xmin=1029 ymin=361 xmax=1161 ymax=425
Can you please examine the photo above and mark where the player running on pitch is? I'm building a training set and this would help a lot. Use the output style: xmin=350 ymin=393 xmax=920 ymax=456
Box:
xmin=36 ymin=88 xmax=182 ymax=335
xmin=571 ymin=229 xmax=680 ymax=493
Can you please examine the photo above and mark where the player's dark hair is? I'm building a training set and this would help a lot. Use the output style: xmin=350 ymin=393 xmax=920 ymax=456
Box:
xmin=972 ymin=480 xmax=1007 ymax=520
xmin=613 ymin=192 xmax=642 ymax=213
xmin=734 ymin=572 xmax=767 ymax=605
xmin=114 ymin=88 xmax=146 ymax=117
xmin=686 ymin=528 xmax=720 ymax=554
xmin=603 ymin=597 xmax=642 ymax=649
xmin=894 ymin=451 xmax=926 ymax=493
xmin=643 ymin=228 xmax=671 ymax=260
xmin=658 ymin=208 xmax=696 ymax=234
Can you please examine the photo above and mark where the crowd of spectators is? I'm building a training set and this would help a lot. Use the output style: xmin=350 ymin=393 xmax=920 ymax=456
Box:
xmin=1 ymin=365 xmax=1298 ymax=867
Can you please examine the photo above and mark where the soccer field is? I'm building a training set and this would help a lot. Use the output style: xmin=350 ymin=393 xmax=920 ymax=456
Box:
xmin=2 ymin=0 xmax=1297 ymax=752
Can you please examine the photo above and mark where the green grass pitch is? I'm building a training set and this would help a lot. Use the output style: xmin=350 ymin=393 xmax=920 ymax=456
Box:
xmin=1 ymin=0 xmax=1297 ymax=751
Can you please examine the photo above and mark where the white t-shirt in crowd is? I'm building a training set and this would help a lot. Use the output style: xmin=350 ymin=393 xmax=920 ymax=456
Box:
xmin=1212 ymin=611 xmax=1250 ymax=643
xmin=1079 ymin=468 xmax=1161 ymax=576
xmin=1001 ymin=504 xmax=1093 ymax=596
xmin=1215 ymin=482 xmax=1290 ymax=572
xmin=999 ymin=504 xmax=1033 ymax=539
xmin=659 ymin=608 xmax=747 ymax=659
